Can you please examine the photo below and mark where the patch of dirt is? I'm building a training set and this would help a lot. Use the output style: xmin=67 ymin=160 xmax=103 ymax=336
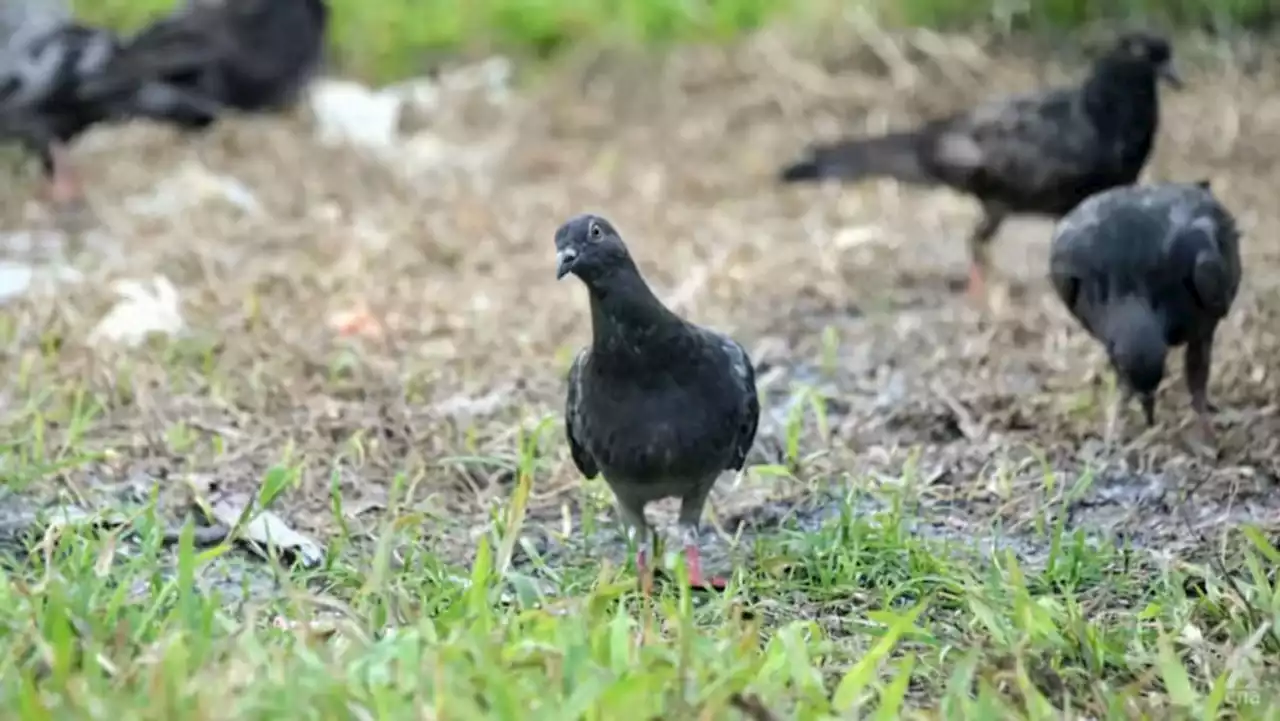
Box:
xmin=3 ymin=29 xmax=1280 ymax=587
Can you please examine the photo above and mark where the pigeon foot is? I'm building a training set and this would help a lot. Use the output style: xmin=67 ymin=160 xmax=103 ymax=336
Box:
xmin=684 ymin=544 xmax=728 ymax=591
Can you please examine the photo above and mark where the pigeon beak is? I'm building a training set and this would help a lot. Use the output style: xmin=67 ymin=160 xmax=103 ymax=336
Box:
xmin=1139 ymin=393 xmax=1156 ymax=427
xmin=555 ymin=247 xmax=578 ymax=280
xmin=1157 ymin=61 xmax=1183 ymax=89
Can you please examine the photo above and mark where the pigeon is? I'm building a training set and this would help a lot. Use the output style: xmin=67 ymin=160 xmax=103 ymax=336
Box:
xmin=77 ymin=0 xmax=329 ymax=119
xmin=0 ymin=0 xmax=223 ymax=208
xmin=1048 ymin=180 xmax=1241 ymax=446
xmin=778 ymin=31 xmax=1181 ymax=302
xmin=556 ymin=214 xmax=760 ymax=593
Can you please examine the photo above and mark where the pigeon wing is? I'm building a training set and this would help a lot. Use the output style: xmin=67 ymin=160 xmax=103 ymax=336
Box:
xmin=926 ymin=87 xmax=1105 ymax=204
xmin=718 ymin=335 xmax=759 ymax=471
xmin=1173 ymin=186 xmax=1242 ymax=318
xmin=564 ymin=348 xmax=600 ymax=480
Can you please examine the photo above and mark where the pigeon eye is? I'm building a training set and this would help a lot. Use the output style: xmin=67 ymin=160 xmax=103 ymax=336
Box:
xmin=588 ymin=223 xmax=603 ymax=241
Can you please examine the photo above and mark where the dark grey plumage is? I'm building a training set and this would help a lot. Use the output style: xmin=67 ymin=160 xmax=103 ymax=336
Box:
xmin=778 ymin=31 xmax=1182 ymax=301
xmin=0 ymin=0 xmax=223 ymax=207
xmin=1049 ymin=180 xmax=1241 ymax=442
xmin=78 ymin=0 xmax=329 ymax=118
xmin=556 ymin=213 xmax=760 ymax=591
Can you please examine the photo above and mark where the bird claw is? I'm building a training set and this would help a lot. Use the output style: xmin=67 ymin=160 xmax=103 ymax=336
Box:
xmin=965 ymin=265 xmax=987 ymax=304
xmin=1197 ymin=399 xmax=1221 ymax=415
xmin=41 ymin=163 xmax=95 ymax=229
xmin=1103 ymin=393 xmax=1124 ymax=454
xmin=44 ymin=143 xmax=84 ymax=203
xmin=47 ymin=196 xmax=94 ymax=233
xmin=44 ymin=176 xmax=85 ymax=208
xmin=682 ymin=543 xmax=729 ymax=592
xmin=690 ymin=574 xmax=730 ymax=592
xmin=638 ymin=571 xmax=654 ymax=597
xmin=1185 ymin=415 xmax=1218 ymax=459
xmin=635 ymin=545 xmax=654 ymax=597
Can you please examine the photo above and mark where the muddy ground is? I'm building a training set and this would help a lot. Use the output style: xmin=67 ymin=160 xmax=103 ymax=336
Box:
xmin=2 ymin=29 xmax=1278 ymax=591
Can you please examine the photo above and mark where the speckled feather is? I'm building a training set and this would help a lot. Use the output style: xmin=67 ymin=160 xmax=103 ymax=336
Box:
xmin=1 ymin=2 xmax=117 ymax=122
xmin=0 ymin=5 xmax=228 ymax=174
xmin=566 ymin=330 xmax=759 ymax=486
xmin=1050 ymin=180 xmax=1241 ymax=341
xmin=780 ymin=32 xmax=1172 ymax=219
xmin=78 ymin=0 xmax=328 ymax=114
xmin=1049 ymin=180 xmax=1241 ymax=417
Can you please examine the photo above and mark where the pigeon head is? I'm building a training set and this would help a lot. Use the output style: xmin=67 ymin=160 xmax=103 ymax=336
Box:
xmin=1107 ymin=31 xmax=1181 ymax=88
xmin=1102 ymin=298 xmax=1167 ymax=425
xmin=554 ymin=214 xmax=632 ymax=285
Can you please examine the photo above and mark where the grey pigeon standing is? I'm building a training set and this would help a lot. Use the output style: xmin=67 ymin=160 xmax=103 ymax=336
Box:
xmin=555 ymin=214 xmax=760 ymax=592
xmin=1049 ymin=180 xmax=1241 ymax=446
xmin=779 ymin=31 xmax=1181 ymax=303
xmin=0 ymin=0 xmax=222 ymax=209
xmin=0 ymin=0 xmax=122 ymax=206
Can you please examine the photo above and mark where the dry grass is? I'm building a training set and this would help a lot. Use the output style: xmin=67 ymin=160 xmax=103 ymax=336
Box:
xmin=3 ymin=27 xmax=1280 ymax=717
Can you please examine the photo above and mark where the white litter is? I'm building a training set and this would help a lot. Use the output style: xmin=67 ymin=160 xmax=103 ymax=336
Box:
xmin=306 ymin=58 xmax=513 ymax=152
xmin=307 ymin=78 xmax=404 ymax=150
xmin=436 ymin=56 xmax=513 ymax=103
xmin=0 ymin=260 xmax=83 ymax=304
xmin=831 ymin=225 xmax=880 ymax=249
xmin=383 ymin=76 xmax=442 ymax=114
xmin=88 ymin=276 xmax=186 ymax=347
xmin=0 ymin=228 xmax=66 ymax=255
xmin=125 ymin=162 xmax=261 ymax=218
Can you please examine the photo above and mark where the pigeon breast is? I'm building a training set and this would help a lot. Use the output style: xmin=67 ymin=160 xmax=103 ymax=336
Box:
xmin=572 ymin=326 xmax=757 ymax=484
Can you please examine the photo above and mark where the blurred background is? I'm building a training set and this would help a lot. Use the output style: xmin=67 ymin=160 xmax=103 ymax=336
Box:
xmin=79 ymin=0 xmax=1276 ymax=81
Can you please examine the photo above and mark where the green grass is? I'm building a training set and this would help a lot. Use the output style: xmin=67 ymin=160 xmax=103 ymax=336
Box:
xmin=74 ymin=0 xmax=1276 ymax=81
xmin=4 ymin=398 xmax=1280 ymax=719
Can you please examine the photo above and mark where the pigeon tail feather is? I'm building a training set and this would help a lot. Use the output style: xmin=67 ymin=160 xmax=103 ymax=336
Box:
xmin=779 ymin=130 xmax=936 ymax=186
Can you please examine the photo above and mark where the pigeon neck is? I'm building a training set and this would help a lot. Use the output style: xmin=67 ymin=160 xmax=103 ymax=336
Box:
xmin=1103 ymin=293 xmax=1165 ymax=333
xmin=1102 ymin=295 xmax=1167 ymax=393
xmin=1082 ymin=59 xmax=1159 ymax=142
xmin=585 ymin=266 xmax=679 ymax=350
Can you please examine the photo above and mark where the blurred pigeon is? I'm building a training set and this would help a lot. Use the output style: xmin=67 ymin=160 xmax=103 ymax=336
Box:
xmin=556 ymin=214 xmax=760 ymax=593
xmin=1049 ymin=180 xmax=1241 ymax=446
xmin=78 ymin=0 xmax=329 ymax=119
xmin=0 ymin=0 xmax=222 ymax=208
xmin=779 ymin=31 xmax=1181 ymax=302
